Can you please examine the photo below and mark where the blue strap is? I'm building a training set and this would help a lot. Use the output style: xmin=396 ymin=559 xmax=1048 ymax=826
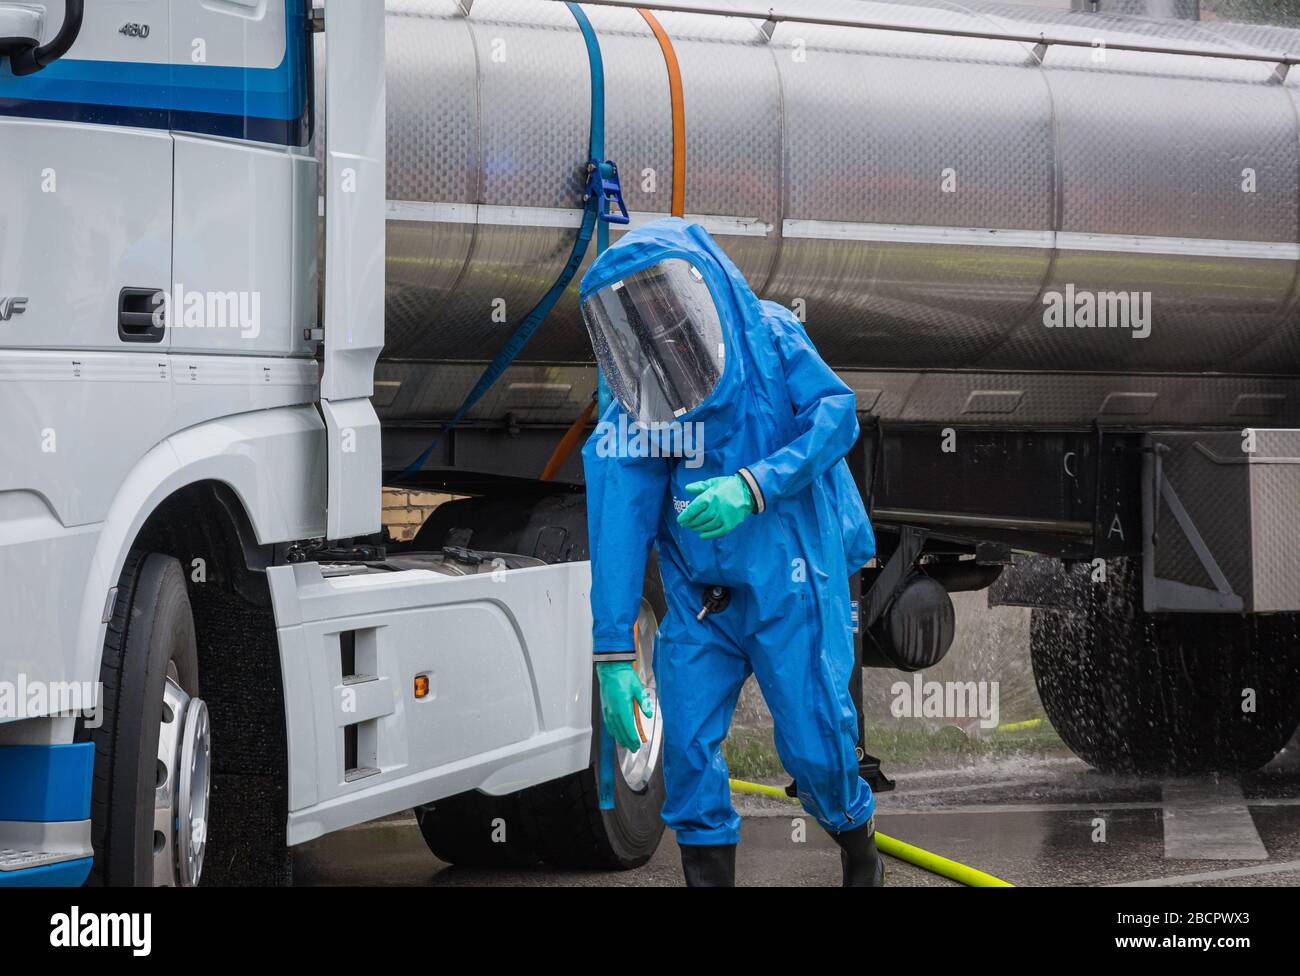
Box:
xmin=597 ymin=720 xmax=618 ymax=810
xmin=569 ymin=1 xmax=621 ymax=812
xmin=398 ymin=1 xmax=625 ymax=480
xmin=572 ymin=1 xmax=605 ymax=166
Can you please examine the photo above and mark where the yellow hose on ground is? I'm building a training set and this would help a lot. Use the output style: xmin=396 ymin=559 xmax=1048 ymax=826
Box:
xmin=728 ymin=778 xmax=1014 ymax=888
xmin=994 ymin=718 xmax=1043 ymax=733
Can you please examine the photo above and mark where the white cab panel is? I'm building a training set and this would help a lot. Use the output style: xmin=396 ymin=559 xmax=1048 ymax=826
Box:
xmin=0 ymin=490 xmax=99 ymax=694
xmin=319 ymin=0 xmax=386 ymax=538
xmin=321 ymin=396 xmax=381 ymax=539
xmin=171 ymin=136 xmax=316 ymax=357
xmin=268 ymin=560 xmax=596 ymax=844
xmin=173 ymin=0 xmax=288 ymax=70
xmin=0 ymin=119 xmax=173 ymax=351
xmin=320 ymin=0 xmax=384 ymax=403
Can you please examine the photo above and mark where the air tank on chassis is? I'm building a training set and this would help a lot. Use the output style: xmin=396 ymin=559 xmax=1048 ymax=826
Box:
xmin=349 ymin=0 xmax=1300 ymax=431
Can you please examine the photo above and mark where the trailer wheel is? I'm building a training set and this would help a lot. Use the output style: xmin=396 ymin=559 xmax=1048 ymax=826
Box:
xmin=78 ymin=552 xmax=210 ymax=886
xmin=411 ymin=493 xmax=666 ymax=870
xmin=1030 ymin=559 xmax=1300 ymax=774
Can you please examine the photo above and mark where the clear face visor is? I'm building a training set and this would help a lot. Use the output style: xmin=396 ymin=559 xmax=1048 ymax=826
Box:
xmin=581 ymin=258 xmax=726 ymax=424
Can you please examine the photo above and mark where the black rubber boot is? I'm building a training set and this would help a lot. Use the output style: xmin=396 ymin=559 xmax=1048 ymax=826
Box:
xmin=679 ymin=843 xmax=737 ymax=887
xmin=830 ymin=818 xmax=885 ymax=887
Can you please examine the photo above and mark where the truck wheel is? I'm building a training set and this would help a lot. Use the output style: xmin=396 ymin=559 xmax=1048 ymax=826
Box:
xmin=413 ymin=595 xmax=665 ymax=871
xmin=411 ymin=493 xmax=666 ymax=870
xmin=78 ymin=552 xmax=210 ymax=886
xmin=415 ymin=790 xmax=540 ymax=868
xmin=1030 ymin=559 xmax=1300 ymax=774
xmin=525 ymin=597 xmax=667 ymax=870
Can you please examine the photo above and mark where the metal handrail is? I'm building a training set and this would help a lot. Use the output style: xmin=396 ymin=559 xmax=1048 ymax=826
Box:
xmin=548 ymin=0 xmax=1298 ymax=75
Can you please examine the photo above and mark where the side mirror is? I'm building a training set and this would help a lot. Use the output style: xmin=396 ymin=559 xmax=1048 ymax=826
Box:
xmin=0 ymin=4 xmax=42 ymax=64
xmin=5 ymin=0 xmax=84 ymax=76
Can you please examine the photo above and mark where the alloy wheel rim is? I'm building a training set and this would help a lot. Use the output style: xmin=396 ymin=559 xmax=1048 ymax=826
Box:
xmin=617 ymin=599 xmax=663 ymax=791
xmin=154 ymin=675 xmax=210 ymax=886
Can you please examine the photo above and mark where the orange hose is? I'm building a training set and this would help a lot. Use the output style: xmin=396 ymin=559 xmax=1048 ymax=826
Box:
xmin=638 ymin=8 xmax=686 ymax=218
xmin=539 ymin=397 xmax=598 ymax=482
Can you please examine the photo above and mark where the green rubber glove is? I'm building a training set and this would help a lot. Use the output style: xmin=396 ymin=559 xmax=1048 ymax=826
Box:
xmin=596 ymin=661 xmax=653 ymax=752
xmin=677 ymin=474 xmax=755 ymax=540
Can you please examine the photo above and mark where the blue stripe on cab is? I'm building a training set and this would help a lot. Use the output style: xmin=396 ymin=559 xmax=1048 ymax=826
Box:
xmin=0 ymin=743 xmax=95 ymax=823
xmin=0 ymin=57 xmax=303 ymax=120
xmin=0 ymin=4 xmax=310 ymax=145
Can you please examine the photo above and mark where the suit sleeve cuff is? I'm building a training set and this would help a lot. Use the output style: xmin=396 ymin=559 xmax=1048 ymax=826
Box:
xmin=737 ymin=467 xmax=766 ymax=514
xmin=594 ymin=651 xmax=638 ymax=663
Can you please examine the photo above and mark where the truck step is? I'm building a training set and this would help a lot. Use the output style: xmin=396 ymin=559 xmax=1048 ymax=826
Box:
xmin=0 ymin=847 xmax=86 ymax=872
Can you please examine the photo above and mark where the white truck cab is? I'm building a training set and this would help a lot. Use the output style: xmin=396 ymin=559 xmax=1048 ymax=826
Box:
xmin=9 ymin=0 xmax=1300 ymax=888
xmin=0 ymin=0 xmax=663 ymax=887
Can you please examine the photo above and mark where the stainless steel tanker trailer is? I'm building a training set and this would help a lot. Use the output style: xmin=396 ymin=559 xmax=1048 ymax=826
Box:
xmin=362 ymin=0 xmax=1300 ymax=775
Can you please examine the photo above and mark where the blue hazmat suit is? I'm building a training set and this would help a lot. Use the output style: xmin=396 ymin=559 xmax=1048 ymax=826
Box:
xmin=581 ymin=217 xmax=877 ymax=845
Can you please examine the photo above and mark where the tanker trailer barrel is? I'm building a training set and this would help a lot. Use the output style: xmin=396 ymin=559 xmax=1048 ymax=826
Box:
xmin=366 ymin=0 xmax=1300 ymax=438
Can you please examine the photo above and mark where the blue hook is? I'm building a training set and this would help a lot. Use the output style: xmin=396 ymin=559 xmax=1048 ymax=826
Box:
xmin=588 ymin=159 xmax=630 ymax=225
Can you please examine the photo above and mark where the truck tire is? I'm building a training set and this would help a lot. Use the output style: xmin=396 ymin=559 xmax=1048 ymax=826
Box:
xmin=1030 ymin=559 xmax=1300 ymax=774
xmin=411 ymin=493 xmax=666 ymax=870
xmin=523 ymin=597 xmax=667 ymax=870
xmin=77 ymin=552 xmax=209 ymax=886
xmin=415 ymin=596 xmax=666 ymax=871
xmin=188 ymin=582 xmax=293 ymax=886
xmin=415 ymin=789 xmax=540 ymax=868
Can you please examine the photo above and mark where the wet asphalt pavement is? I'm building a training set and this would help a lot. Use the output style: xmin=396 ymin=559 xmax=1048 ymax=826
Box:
xmin=292 ymin=741 xmax=1300 ymax=887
